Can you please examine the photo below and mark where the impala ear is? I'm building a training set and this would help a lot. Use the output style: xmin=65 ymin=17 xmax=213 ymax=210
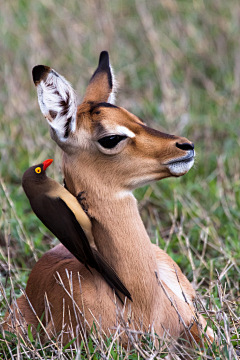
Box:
xmin=83 ymin=51 xmax=117 ymax=104
xmin=32 ymin=65 xmax=77 ymax=141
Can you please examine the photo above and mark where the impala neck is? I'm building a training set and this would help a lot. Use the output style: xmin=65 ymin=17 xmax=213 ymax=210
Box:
xmin=64 ymin=159 xmax=163 ymax=320
xmin=91 ymin=191 xmax=163 ymax=319
xmin=91 ymin=192 xmax=158 ymax=283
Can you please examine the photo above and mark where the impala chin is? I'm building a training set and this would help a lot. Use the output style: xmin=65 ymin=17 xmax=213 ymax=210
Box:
xmin=168 ymin=158 xmax=194 ymax=176
xmin=166 ymin=150 xmax=195 ymax=177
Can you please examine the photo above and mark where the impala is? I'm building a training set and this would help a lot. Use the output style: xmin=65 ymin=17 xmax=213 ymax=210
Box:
xmin=4 ymin=51 xmax=213 ymax=347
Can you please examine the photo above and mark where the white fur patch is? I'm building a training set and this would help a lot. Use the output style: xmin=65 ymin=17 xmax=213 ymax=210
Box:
xmin=107 ymin=63 xmax=118 ymax=104
xmin=157 ymin=263 xmax=192 ymax=304
xmin=115 ymin=126 xmax=135 ymax=138
xmin=115 ymin=190 xmax=134 ymax=200
xmin=36 ymin=69 xmax=77 ymax=141
xmin=168 ymin=158 xmax=194 ymax=176
xmin=167 ymin=150 xmax=195 ymax=176
xmin=207 ymin=326 xmax=214 ymax=339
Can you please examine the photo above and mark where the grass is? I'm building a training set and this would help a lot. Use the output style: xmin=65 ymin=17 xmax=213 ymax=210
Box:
xmin=0 ymin=0 xmax=240 ymax=358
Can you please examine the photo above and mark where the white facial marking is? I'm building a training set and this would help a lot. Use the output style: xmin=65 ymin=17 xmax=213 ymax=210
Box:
xmin=36 ymin=69 xmax=77 ymax=142
xmin=168 ymin=158 xmax=194 ymax=176
xmin=115 ymin=126 xmax=135 ymax=138
xmin=167 ymin=150 xmax=195 ymax=176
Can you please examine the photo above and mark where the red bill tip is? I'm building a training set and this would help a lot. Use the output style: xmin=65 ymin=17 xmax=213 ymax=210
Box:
xmin=43 ymin=159 xmax=53 ymax=171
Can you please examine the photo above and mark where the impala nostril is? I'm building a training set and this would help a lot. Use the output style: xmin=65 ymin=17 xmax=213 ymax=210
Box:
xmin=176 ymin=142 xmax=194 ymax=151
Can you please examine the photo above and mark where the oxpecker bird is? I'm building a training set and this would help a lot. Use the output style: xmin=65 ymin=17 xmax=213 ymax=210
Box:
xmin=22 ymin=159 xmax=132 ymax=302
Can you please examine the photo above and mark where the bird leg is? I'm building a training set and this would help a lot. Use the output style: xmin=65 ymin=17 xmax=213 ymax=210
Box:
xmin=64 ymin=179 xmax=89 ymax=214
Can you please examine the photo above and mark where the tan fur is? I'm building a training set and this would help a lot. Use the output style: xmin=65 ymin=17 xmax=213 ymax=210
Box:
xmin=4 ymin=55 xmax=213 ymax=347
xmin=83 ymin=73 xmax=112 ymax=103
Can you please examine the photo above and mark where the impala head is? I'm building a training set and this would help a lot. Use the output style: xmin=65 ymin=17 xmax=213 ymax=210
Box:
xmin=32 ymin=51 xmax=194 ymax=194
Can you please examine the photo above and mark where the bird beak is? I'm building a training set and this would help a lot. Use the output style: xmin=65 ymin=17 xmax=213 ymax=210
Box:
xmin=43 ymin=159 xmax=53 ymax=171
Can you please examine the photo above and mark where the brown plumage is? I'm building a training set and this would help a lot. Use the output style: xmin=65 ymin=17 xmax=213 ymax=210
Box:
xmin=22 ymin=159 xmax=132 ymax=302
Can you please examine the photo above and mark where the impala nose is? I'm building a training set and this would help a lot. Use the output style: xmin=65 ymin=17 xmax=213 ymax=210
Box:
xmin=176 ymin=142 xmax=194 ymax=151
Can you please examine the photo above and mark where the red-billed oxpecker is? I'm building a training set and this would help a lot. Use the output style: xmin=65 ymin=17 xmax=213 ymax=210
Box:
xmin=22 ymin=159 xmax=132 ymax=302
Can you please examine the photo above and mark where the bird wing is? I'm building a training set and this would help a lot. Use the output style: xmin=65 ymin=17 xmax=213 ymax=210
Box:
xmin=30 ymin=194 xmax=97 ymax=269
xmin=30 ymin=194 xmax=132 ymax=301
xmin=92 ymin=249 xmax=132 ymax=301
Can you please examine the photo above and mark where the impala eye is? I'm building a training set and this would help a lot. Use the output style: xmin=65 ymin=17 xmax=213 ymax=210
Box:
xmin=98 ymin=135 xmax=127 ymax=149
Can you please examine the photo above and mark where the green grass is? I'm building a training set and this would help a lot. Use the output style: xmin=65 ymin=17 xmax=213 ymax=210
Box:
xmin=0 ymin=0 xmax=240 ymax=358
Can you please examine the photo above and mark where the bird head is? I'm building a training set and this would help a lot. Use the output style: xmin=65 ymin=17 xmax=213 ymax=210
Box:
xmin=35 ymin=159 xmax=53 ymax=175
xmin=22 ymin=159 xmax=53 ymax=196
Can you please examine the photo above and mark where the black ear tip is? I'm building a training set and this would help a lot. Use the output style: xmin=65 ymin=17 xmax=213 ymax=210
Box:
xmin=32 ymin=65 xmax=50 ymax=84
xmin=98 ymin=51 xmax=110 ymax=67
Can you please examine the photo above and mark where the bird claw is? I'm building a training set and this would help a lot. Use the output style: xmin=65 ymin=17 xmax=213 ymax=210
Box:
xmin=64 ymin=180 xmax=89 ymax=214
xmin=77 ymin=191 xmax=89 ymax=214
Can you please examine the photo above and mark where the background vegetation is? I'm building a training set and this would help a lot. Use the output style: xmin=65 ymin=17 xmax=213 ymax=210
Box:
xmin=0 ymin=0 xmax=240 ymax=358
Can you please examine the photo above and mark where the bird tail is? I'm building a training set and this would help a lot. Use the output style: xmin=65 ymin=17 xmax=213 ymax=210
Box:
xmin=91 ymin=248 xmax=132 ymax=303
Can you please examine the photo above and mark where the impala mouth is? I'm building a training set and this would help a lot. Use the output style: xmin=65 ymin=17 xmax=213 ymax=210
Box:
xmin=165 ymin=150 xmax=195 ymax=176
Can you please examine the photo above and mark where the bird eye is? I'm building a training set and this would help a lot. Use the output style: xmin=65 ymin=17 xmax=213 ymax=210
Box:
xmin=98 ymin=135 xmax=127 ymax=149
xmin=35 ymin=167 xmax=41 ymax=174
